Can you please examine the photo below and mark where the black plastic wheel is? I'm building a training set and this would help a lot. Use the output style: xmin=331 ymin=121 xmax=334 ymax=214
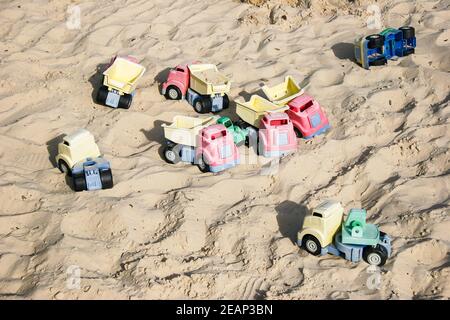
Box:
xmin=404 ymin=48 xmax=415 ymax=56
xmin=366 ymin=34 xmax=385 ymax=49
xmin=363 ymin=245 xmax=388 ymax=266
xmin=118 ymin=93 xmax=133 ymax=109
xmin=58 ymin=160 xmax=71 ymax=176
xmin=73 ymin=173 xmax=87 ymax=192
xmin=165 ymin=85 xmax=182 ymax=100
xmin=294 ymin=127 xmax=302 ymax=138
xmin=100 ymin=169 xmax=113 ymax=189
xmin=164 ymin=145 xmax=182 ymax=164
xmin=202 ymin=96 xmax=212 ymax=113
xmin=399 ymin=26 xmax=415 ymax=39
xmin=302 ymin=235 xmax=322 ymax=256
xmin=193 ymin=97 xmax=206 ymax=114
xmin=196 ymin=156 xmax=210 ymax=173
xmin=369 ymin=57 xmax=387 ymax=66
xmin=96 ymin=85 xmax=109 ymax=104
xmin=222 ymin=94 xmax=230 ymax=109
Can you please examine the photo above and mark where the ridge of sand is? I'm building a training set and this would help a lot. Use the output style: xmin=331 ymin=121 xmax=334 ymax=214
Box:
xmin=0 ymin=0 xmax=448 ymax=299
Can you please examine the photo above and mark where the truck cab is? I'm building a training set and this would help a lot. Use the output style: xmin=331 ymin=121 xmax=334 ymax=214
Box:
xmin=286 ymin=94 xmax=330 ymax=139
xmin=196 ymin=124 xmax=240 ymax=173
xmin=55 ymin=129 xmax=101 ymax=173
xmin=217 ymin=116 xmax=248 ymax=146
xmin=257 ymin=113 xmax=297 ymax=158
xmin=162 ymin=64 xmax=190 ymax=100
xmin=298 ymin=200 xmax=344 ymax=252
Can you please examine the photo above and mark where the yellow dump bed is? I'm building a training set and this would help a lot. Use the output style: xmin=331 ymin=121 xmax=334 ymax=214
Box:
xmin=162 ymin=115 xmax=217 ymax=147
xmin=262 ymin=76 xmax=304 ymax=106
xmin=235 ymin=95 xmax=287 ymax=129
xmin=188 ymin=64 xmax=231 ymax=96
xmin=103 ymin=57 xmax=146 ymax=94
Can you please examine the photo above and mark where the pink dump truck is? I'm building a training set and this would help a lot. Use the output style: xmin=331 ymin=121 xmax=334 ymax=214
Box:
xmin=161 ymin=63 xmax=231 ymax=113
xmin=262 ymin=76 xmax=330 ymax=139
xmin=235 ymin=95 xmax=297 ymax=157
xmin=162 ymin=116 xmax=240 ymax=173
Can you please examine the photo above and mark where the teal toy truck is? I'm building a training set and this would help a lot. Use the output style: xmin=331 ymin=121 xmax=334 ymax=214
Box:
xmin=216 ymin=116 xmax=248 ymax=147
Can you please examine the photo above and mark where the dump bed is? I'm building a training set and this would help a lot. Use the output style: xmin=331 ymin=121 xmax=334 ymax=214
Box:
xmin=103 ymin=57 xmax=146 ymax=94
xmin=162 ymin=115 xmax=217 ymax=147
xmin=262 ymin=76 xmax=304 ymax=106
xmin=188 ymin=64 xmax=231 ymax=96
xmin=235 ymin=95 xmax=287 ymax=129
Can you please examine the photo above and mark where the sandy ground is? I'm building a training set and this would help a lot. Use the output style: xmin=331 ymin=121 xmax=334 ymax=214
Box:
xmin=0 ymin=0 xmax=449 ymax=299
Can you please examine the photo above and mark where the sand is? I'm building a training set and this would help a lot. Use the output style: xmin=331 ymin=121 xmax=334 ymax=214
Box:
xmin=0 ymin=0 xmax=448 ymax=299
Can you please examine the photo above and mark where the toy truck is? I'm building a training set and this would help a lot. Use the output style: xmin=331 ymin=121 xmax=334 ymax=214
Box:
xmin=162 ymin=116 xmax=240 ymax=173
xmin=354 ymin=26 xmax=416 ymax=69
xmin=235 ymin=95 xmax=297 ymax=157
xmin=96 ymin=56 xmax=146 ymax=109
xmin=297 ymin=200 xmax=392 ymax=266
xmin=216 ymin=116 xmax=248 ymax=147
xmin=262 ymin=76 xmax=330 ymax=139
xmin=162 ymin=63 xmax=231 ymax=113
xmin=55 ymin=129 xmax=113 ymax=192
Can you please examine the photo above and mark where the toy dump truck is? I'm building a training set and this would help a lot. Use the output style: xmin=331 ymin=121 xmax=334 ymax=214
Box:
xmin=262 ymin=76 xmax=330 ymax=139
xmin=297 ymin=200 xmax=392 ymax=266
xmin=235 ymin=95 xmax=297 ymax=157
xmin=216 ymin=116 xmax=248 ymax=147
xmin=162 ymin=63 xmax=231 ymax=113
xmin=55 ymin=129 xmax=113 ymax=192
xmin=96 ymin=56 xmax=146 ymax=109
xmin=162 ymin=116 xmax=239 ymax=173
xmin=354 ymin=26 xmax=416 ymax=69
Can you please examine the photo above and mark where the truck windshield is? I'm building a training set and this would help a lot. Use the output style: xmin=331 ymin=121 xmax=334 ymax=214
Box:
xmin=300 ymin=100 xmax=314 ymax=112
xmin=270 ymin=119 xmax=288 ymax=126
xmin=210 ymin=130 xmax=226 ymax=140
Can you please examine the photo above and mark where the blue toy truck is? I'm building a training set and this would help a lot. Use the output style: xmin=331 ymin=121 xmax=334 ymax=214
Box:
xmin=72 ymin=158 xmax=113 ymax=192
xmin=354 ymin=26 xmax=416 ymax=69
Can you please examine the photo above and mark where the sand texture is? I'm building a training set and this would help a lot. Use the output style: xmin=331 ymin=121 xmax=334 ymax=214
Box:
xmin=0 ymin=0 xmax=449 ymax=299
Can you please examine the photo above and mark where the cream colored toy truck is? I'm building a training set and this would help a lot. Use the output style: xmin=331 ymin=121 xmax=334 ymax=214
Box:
xmin=55 ymin=129 xmax=113 ymax=191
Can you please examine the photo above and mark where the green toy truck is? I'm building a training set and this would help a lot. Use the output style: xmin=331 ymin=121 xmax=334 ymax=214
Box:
xmin=216 ymin=116 xmax=248 ymax=147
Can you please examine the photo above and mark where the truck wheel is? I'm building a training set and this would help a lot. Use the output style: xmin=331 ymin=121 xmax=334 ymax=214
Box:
xmin=96 ymin=85 xmax=109 ymax=104
xmin=302 ymin=235 xmax=322 ymax=256
xmin=294 ymin=127 xmax=302 ymax=138
xmin=58 ymin=160 xmax=72 ymax=176
xmin=366 ymin=34 xmax=384 ymax=49
xmin=73 ymin=173 xmax=87 ymax=192
xmin=164 ymin=145 xmax=181 ymax=164
xmin=165 ymin=86 xmax=182 ymax=100
xmin=196 ymin=156 xmax=210 ymax=173
xmin=363 ymin=245 xmax=388 ymax=266
xmin=202 ymin=96 xmax=212 ymax=113
xmin=118 ymin=93 xmax=133 ymax=109
xmin=193 ymin=98 xmax=206 ymax=114
xmin=100 ymin=169 xmax=114 ymax=189
xmin=399 ymin=26 xmax=415 ymax=39
xmin=222 ymin=94 xmax=230 ymax=109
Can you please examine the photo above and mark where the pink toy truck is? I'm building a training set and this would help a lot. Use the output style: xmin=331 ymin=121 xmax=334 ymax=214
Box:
xmin=262 ymin=76 xmax=330 ymax=139
xmin=235 ymin=96 xmax=297 ymax=157
xmin=162 ymin=116 xmax=240 ymax=173
xmin=161 ymin=63 xmax=231 ymax=113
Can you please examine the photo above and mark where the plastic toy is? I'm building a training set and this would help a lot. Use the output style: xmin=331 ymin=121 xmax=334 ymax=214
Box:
xmin=354 ymin=26 xmax=416 ymax=69
xmin=216 ymin=116 xmax=248 ymax=147
xmin=297 ymin=200 xmax=392 ymax=266
xmin=262 ymin=76 xmax=330 ymax=139
xmin=162 ymin=63 xmax=231 ymax=113
xmin=162 ymin=116 xmax=239 ymax=173
xmin=96 ymin=56 xmax=146 ymax=109
xmin=55 ymin=129 xmax=113 ymax=192
xmin=235 ymin=95 xmax=297 ymax=157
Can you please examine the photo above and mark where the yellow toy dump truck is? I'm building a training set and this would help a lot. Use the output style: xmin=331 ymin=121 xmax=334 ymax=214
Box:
xmin=235 ymin=95 xmax=297 ymax=157
xmin=162 ymin=63 xmax=231 ymax=113
xmin=96 ymin=56 xmax=146 ymax=109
